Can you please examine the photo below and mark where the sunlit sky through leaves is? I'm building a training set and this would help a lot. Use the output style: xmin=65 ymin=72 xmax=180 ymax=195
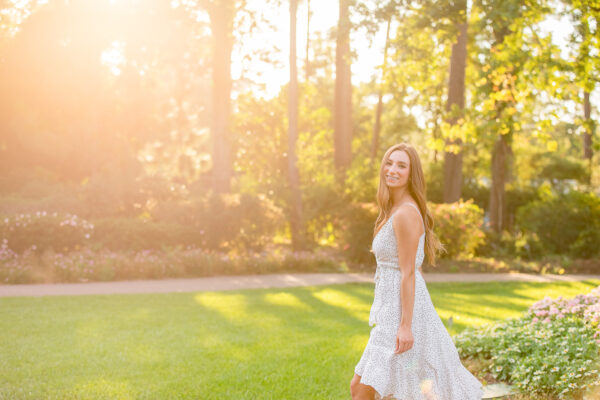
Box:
xmin=5 ymin=0 xmax=592 ymax=120
xmin=230 ymin=0 xmax=576 ymax=99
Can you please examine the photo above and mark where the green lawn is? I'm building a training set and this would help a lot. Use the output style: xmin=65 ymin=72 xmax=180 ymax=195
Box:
xmin=1 ymin=280 xmax=599 ymax=399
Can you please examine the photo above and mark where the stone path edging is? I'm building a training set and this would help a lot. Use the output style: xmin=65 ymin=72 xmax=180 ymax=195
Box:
xmin=1 ymin=272 xmax=599 ymax=297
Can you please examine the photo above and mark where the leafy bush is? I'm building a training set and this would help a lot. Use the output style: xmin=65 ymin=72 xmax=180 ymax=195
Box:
xmin=455 ymin=288 xmax=600 ymax=399
xmin=336 ymin=202 xmax=378 ymax=263
xmin=336 ymin=199 xmax=486 ymax=263
xmin=516 ymin=190 xmax=600 ymax=258
xmin=0 ymin=192 xmax=88 ymax=219
xmin=430 ymin=199 xmax=486 ymax=259
xmin=0 ymin=212 xmax=94 ymax=254
xmin=534 ymin=153 xmax=590 ymax=185
xmin=423 ymin=162 xmax=444 ymax=204
xmin=301 ymin=183 xmax=349 ymax=249
xmin=151 ymin=191 xmax=282 ymax=252
xmin=462 ymin=178 xmax=489 ymax=211
xmin=91 ymin=218 xmax=200 ymax=251
xmin=80 ymin=163 xmax=147 ymax=218
xmin=474 ymin=229 xmax=548 ymax=261
xmin=233 ymin=193 xmax=283 ymax=252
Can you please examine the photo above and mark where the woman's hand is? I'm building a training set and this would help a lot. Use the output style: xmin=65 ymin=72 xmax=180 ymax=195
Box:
xmin=394 ymin=325 xmax=414 ymax=354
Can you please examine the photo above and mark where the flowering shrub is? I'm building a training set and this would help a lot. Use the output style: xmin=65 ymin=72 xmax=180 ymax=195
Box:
xmin=454 ymin=288 xmax=600 ymax=399
xmin=0 ymin=211 xmax=94 ymax=254
xmin=0 ymin=239 xmax=34 ymax=283
xmin=429 ymin=199 xmax=486 ymax=259
xmin=527 ymin=289 xmax=600 ymax=329
xmin=0 ymin=245 xmax=343 ymax=284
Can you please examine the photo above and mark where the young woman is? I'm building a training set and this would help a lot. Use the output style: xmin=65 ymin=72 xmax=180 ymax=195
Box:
xmin=350 ymin=143 xmax=483 ymax=400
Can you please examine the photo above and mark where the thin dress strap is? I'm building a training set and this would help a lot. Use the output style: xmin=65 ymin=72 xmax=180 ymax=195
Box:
xmin=403 ymin=202 xmax=425 ymax=233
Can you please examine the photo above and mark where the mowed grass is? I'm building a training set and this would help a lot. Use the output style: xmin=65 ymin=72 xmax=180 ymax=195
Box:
xmin=1 ymin=280 xmax=599 ymax=399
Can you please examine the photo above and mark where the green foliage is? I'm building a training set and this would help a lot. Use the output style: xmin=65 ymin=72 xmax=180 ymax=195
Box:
xmin=0 ymin=191 xmax=87 ymax=220
xmin=151 ymin=191 xmax=282 ymax=252
xmin=1 ymin=0 xmax=599 ymax=268
xmin=476 ymin=229 xmax=547 ymax=261
xmin=461 ymin=179 xmax=489 ymax=210
xmin=336 ymin=202 xmax=378 ymax=264
xmin=505 ymin=185 xmax=539 ymax=219
xmin=456 ymin=316 xmax=600 ymax=399
xmin=430 ymin=199 xmax=486 ymax=259
xmin=234 ymin=193 xmax=283 ymax=252
xmin=301 ymin=184 xmax=346 ymax=248
xmin=81 ymin=163 xmax=146 ymax=218
xmin=90 ymin=218 xmax=199 ymax=252
xmin=424 ymin=162 xmax=444 ymax=203
xmin=516 ymin=190 xmax=600 ymax=258
xmin=527 ymin=152 xmax=591 ymax=186
xmin=0 ymin=168 xmax=88 ymax=217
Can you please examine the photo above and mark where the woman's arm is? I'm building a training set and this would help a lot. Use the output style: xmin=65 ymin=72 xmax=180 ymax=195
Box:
xmin=391 ymin=206 xmax=422 ymax=354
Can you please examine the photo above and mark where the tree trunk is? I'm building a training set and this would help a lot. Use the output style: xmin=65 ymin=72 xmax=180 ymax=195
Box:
xmin=490 ymin=132 xmax=513 ymax=233
xmin=288 ymin=0 xmax=304 ymax=251
xmin=208 ymin=2 xmax=235 ymax=194
xmin=443 ymin=8 xmax=467 ymax=204
xmin=334 ymin=0 xmax=352 ymax=181
xmin=583 ymin=89 xmax=593 ymax=184
xmin=488 ymin=23 xmax=514 ymax=234
xmin=370 ymin=14 xmax=392 ymax=166
xmin=305 ymin=0 xmax=310 ymax=82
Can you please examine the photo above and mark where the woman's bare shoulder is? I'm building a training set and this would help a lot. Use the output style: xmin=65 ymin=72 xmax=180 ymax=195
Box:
xmin=390 ymin=204 xmax=422 ymax=238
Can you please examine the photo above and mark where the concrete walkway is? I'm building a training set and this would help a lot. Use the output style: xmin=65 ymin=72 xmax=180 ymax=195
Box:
xmin=1 ymin=272 xmax=599 ymax=297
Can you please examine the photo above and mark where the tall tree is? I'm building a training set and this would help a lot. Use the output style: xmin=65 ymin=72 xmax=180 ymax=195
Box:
xmin=415 ymin=0 xmax=469 ymax=202
xmin=584 ymin=90 xmax=593 ymax=166
xmin=563 ymin=0 xmax=600 ymax=182
xmin=485 ymin=7 xmax=517 ymax=234
xmin=334 ymin=0 xmax=352 ymax=181
xmin=305 ymin=0 xmax=310 ymax=82
xmin=473 ymin=0 xmax=551 ymax=232
xmin=288 ymin=0 xmax=305 ymax=250
xmin=370 ymin=12 xmax=392 ymax=165
xmin=206 ymin=1 xmax=236 ymax=194
xmin=442 ymin=0 xmax=467 ymax=203
xmin=384 ymin=7 xmax=449 ymax=165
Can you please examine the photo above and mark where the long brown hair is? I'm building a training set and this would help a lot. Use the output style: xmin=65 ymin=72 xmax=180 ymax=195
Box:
xmin=373 ymin=143 xmax=445 ymax=266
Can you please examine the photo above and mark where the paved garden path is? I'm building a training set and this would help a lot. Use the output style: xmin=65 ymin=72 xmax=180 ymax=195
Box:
xmin=1 ymin=272 xmax=599 ymax=297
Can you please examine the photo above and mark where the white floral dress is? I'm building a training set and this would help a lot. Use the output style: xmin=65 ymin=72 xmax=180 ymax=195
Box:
xmin=354 ymin=202 xmax=483 ymax=400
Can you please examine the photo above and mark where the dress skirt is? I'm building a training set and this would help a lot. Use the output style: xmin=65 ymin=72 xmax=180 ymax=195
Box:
xmin=354 ymin=265 xmax=483 ymax=400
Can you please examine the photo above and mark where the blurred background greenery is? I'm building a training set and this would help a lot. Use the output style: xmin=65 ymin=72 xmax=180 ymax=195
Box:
xmin=0 ymin=0 xmax=599 ymax=284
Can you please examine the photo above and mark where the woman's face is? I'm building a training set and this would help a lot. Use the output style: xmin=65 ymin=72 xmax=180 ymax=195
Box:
xmin=383 ymin=150 xmax=410 ymax=188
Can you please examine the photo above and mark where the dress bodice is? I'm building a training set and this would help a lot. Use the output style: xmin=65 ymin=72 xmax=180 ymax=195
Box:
xmin=371 ymin=203 xmax=425 ymax=269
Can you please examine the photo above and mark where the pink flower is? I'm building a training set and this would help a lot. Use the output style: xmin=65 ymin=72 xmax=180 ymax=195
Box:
xmin=543 ymin=318 xmax=551 ymax=324
xmin=532 ymin=317 xmax=539 ymax=323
